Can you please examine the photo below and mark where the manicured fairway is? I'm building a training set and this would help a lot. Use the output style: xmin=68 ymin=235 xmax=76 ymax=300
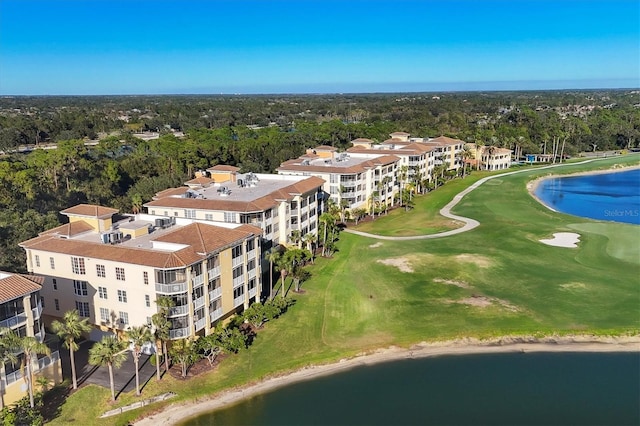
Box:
xmin=49 ymin=156 xmax=640 ymax=426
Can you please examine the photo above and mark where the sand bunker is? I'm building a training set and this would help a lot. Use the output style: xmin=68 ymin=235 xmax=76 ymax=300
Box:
xmin=377 ymin=257 xmax=413 ymax=273
xmin=540 ymin=232 xmax=581 ymax=248
xmin=369 ymin=242 xmax=383 ymax=248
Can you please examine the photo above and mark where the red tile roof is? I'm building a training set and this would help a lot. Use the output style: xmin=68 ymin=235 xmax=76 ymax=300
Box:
xmin=61 ymin=204 xmax=119 ymax=218
xmin=0 ymin=273 xmax=42 ymax=303
xmin=208 ymin=165 xmax=240 ymax=172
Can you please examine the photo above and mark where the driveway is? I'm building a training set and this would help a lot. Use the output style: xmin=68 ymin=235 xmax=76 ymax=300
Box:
xmin=60 ymin=340 xmax=158 ymax=396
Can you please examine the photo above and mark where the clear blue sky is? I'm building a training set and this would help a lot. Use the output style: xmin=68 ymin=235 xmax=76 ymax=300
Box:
xmin=1 ymin=0 xmax=638 ymax=95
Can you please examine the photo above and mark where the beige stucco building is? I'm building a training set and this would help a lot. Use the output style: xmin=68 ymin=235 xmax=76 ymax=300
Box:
xmin=465 ymin=144 xmax=512 ymax=171
xmin=277 ymin=145 xmax=400 ymax=212
xmin=0 ymin=272 xmax=62 ymax=406
xmin=20 ymin=204 xmax=262 ymax=341
xmin=144 ymin=170 xmax=325 ymax=251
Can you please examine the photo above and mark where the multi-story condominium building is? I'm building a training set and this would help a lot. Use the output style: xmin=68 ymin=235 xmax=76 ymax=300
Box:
xmin=19 ymin=204 xmax=262 ymax=341
xmin=465 ymin=144 xmax=513 ymax=171
xmin=348 ymin=136 xmax=436 ymax=184
xmin=277 ymin=145 xmax=400 ymax=211
xmin=378 ymin=132 xmax=465 ymax=172
xmin=0 ymin=271 xmax=61 ymax=406
xmin=144 ymin=170 xmax=325 ymax=250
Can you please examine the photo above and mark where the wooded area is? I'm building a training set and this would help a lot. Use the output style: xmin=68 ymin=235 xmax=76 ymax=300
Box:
xmin=0 ymin=90 xmax=638 ymax=271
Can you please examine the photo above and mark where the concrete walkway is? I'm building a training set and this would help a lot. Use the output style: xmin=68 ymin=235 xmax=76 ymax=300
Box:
xmin=344 ymin=158 xmax=606 ymax=241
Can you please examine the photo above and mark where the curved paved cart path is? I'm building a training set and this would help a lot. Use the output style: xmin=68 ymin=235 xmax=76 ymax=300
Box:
xmin=344 ymin=159 xmax=602 ymax=241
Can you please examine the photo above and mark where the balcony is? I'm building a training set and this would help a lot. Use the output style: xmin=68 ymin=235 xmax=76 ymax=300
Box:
xmin=340 ymin=180 xmax=358 ymax=188
xmin=248 ymin=268 xmax=257 ymax=279
xmin=232 ymin=256 xmax=243 ymax=267
xmin=246 ymin=249 xmax=257 ymax=260
xmin=4 ymin=369 xmax=23 ymax=386
xmin=32 ymin=301 xmax=43 ymax=320
xmin=155 ymin=282 xmax=187 ymax=294
xmin=209 ymin=287 xmax=222 ymax=300
xmin=168 ymin=305 xmax=189 ymax=317
xmin=290 ymin=208 xmax=299 ymax=216
xmin=194 ymin=317 xmax=206 ymax=331
xmin=249 ymin=287 xmax=257 ymax=298
xmin=209 ymin=307 xmax=223 ymax=322
xmin=233 ymin=295 xmax=244 ymax=308
xmin=169 ymin=327 xmax=190 ymax=339
xmin=194 ymin=296 xmax=205 ymax=309
xmin=233 ymin=275 xmax=244 ymax=287
xmin=208 ymin=265 xmax=221 ymax=277
xmin=34 ymin=324 xmax=45 ymax=342
xmin=192 ymin=274 xmax=204 ymax=287
xmin=0 ymin=312 xmax=28 ymax=329
xmin=37 ymin=350 xmax=60 ymax=370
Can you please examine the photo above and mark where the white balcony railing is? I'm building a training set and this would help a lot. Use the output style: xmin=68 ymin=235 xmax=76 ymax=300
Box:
xmin=192 ymin=274 xmax=204 ymax=287
xmin=0 ymin=313 xmax=28 ymax=329
xmin=246 ymin=249 xmax=256 ymax=260
xmin=32 ymin=301 xmax=43 ymax=320
xmin=207 ymin=266 xmax=221 ymax=277
xmin=233 ymin=276 xmax=244 ymax=287
xmin=248 ymin=268 xmax=257 ymax=279
xmin=194 ymin=296 xmax=205 ymax=309
xmin=232 ymin=256 xmax=243 ymax=267
xmin=194 ymin=317 xmax=206 ymax=331
xmin=233 ymin=295 xmax=244 ymax=308
xmin=209 ymin=307 xmax=223 ymax=322
xmin=209 ymin=287 xmax=222 ymax=300
xmin=169 ymin=327 xmax=190 ymax=339
xmin=168 ymin=305 xmax=189 ymax=317
xmin=155 ymin=282 xmax=187 ymax=294
xmin=37 ymin=351 xmax=60 ymax=370
xmin=249 ymin=287 xmax=257 ymax=298
xmin=4 ymin=370 xmax=23 ymax=386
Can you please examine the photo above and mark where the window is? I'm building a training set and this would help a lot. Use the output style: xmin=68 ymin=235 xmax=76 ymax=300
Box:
xmin=40 ymin=296 xmax=45 ymax=308
xmin=115 ymin=267 xmax=125 ymax=281
xmin=100 ymin=307 xmax=110 ymax=322
xmin=119 ymin=312 xmax=129 ymax=325
xmin=98 ymin=286 xmax=108 ymax=299
xmin=143 ymin=271 xmax=149 ymax=285
xmin=232 ymin=245 xmax=243 ymax=259
xmin=248 ymin=278 xmax=256 ymax=290
xmin=265 ymin=224 xmax=272 ymax=234
xmin=35 ymin=255 xmax=40 ymax=267
xmin=73 ymin=280 xmax=88 ymax=296
xmin=75 ymin=301 xmax=89 ymax=318
xmin=49 ymin=257 xmax=55 ymax=270
xmin=52 ymin=279 xmax=57 ymax=290
xmin=233 ymin=286 xmax=245 ymax=299
xmin=205 ymin=213 xmax=213 ymax=221
xmin=232 ymin=266 xmax=243 ymax=279
xmin=54 ymin=299 xmax=59 ymax=311
xmin=247 ymin=259 xmax=256 ymax=271
xmin=185 ymin=209 xmax=196 ymax=219
xmin=96 ymin=264 xmax=106 ymax=278
xmin=330 ymin=174 xmax=339 ymax=184
xmin=71 ymin=257 xmax=86 ymax=275
xmin=224 ymin=212 xmax=236 ymax=223
xmin=145 ymin=295 xmax=150 ymax=307
xmin=146 ymin=316 xmax=152 ymax=326
xmin=117 ymin=290 xmax=127 ymax=303
xmin=246 ymin=238 xmax=255 ymax=252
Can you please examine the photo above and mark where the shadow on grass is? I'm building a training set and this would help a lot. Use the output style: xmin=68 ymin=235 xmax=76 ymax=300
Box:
xmin=41 ymin=383 xmax=71 ymax=423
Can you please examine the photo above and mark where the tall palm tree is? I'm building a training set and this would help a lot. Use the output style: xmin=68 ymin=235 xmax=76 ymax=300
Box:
xmin=460 ymin=145 xmax=473 ymax=178
xmin=318 ymin=213 xmax=335 ymax=256
xmin=126 ymin=325 xmax=152 ymax=396
xmin=88 ymin=336 xmax=126 ymax=402
xmin=0 ymin=328 xmax=20 ymax=409
xmin=151 ymin=312 xmax=170 ymax=381
xmin=51 ymin=309 xmax=91 ymax=390
xmin=18 ymin=336 xmax=50 ymax=408
xmin=155 ymin=296 xmax=175 ymax=375
xmin=302 ymin=233 xmax=317 ymax=264
xmin=276 ymin=254 xmax=289 ymax=298
xmin=265 ymin=249 xmax=281 ymax=300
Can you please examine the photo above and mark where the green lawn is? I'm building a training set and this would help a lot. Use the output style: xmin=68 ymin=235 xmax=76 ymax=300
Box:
xmin=48 ymin=155 xmax=640 ymax=425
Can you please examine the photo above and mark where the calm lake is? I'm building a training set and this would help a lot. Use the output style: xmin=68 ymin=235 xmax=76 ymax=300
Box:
xmin=183 ymin=352 xmax=640 ymax=426
xmin=534 ymin=169 xmax=640 ymax=225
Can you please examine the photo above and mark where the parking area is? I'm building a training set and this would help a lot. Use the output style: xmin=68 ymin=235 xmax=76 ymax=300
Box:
xmin=60 ymin=340 xmax=158 ymax=396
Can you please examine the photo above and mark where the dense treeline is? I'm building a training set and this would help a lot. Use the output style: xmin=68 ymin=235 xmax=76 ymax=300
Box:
xmin=0 ymin=90 xmax=638 ymax=271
